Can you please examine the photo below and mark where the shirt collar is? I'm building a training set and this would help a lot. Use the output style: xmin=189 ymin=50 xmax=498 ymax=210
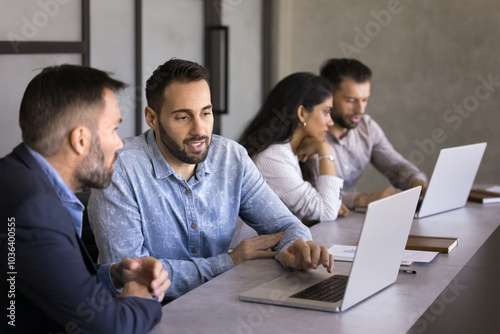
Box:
xmin=146 ymin=129 xmax=215 ymax=180
xmin=24 ymin=144 xmax=84 ymax=233
xmin=327 ymin=128 xmax=352 ymax=146
xmin=327 ymin=131 xmax=341 ymax=144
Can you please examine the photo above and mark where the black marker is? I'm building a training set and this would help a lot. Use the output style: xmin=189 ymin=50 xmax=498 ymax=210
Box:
xmin=399 ymin=269 xmax=417 ymax=274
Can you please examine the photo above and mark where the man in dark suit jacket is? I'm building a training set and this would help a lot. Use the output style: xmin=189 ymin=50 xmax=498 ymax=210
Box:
xmin=0 ymin=65 xmax=170 ymax=334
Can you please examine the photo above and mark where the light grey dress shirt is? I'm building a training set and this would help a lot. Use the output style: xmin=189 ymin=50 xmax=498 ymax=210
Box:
xmin=326 ymin=115 xmax=427 ymax=208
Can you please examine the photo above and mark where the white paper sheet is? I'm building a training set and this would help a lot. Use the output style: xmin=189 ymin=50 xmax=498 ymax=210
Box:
xmin=329 ymin=244 xmax=439 ymax=266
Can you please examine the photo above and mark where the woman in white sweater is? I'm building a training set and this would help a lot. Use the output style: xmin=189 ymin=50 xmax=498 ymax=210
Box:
xmin=230 ymin=73 xmax=345 ymax=247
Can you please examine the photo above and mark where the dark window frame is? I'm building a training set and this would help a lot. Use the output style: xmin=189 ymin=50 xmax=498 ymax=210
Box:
xmin=0 ymin=0 xmax=90 ymax=66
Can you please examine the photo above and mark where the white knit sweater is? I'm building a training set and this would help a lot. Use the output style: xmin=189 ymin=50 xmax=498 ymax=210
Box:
xmin=253 ymin=142 xmax=343 ymax=222
xmin=230 ymin=142 xmax=344 ymax=248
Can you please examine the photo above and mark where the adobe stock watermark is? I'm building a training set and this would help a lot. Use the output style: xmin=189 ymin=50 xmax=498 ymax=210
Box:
xmin=212 ymin=0 xmax=245 ymax=18
xmin=408 ymin=73 xmax=500 ymax=166
xmin=226 ymin=303 xmax=276 ymax=334
xmin=225 ymin=271 xmax=311 ymax=334
xmin=46 ymin=287 xmax=114 ymax=334
xmin=6 ymin=0 xmax=74 ymax=53
xmin=112 ymin=64 xmax=159 ymax=120
xmin=241 ymin=106 xmax=295 ymax=153
xmin=6 ymin=218 xmax=16 ymax=328
xmin=339 ymin=0 xmax=411 ymax=57
xmin=408 ymin=276 xmax=467 ymax=333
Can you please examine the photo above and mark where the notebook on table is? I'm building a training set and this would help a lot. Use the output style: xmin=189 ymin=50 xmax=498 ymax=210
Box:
xmin=329 ymin=244 xmax=439 ymax=265
xmin=405 ymin=235 xmax=458 ymax=253
xmin=415 ymin=142 xmax=486 ymax=218
xmin=239 ymin=187 xmax=421 ymax=312
xmin=468 ymin=187 xmax=500 ymax=204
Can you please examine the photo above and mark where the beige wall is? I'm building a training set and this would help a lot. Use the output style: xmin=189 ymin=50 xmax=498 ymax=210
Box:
xmin=271 ymin=0 xmax=500 ymax=189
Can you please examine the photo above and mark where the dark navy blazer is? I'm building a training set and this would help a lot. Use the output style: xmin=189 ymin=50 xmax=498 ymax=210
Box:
xmin=0 ymin=144 xmax=162 ymax=334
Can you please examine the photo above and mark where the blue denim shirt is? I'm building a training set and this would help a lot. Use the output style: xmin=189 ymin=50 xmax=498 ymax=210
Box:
xmin=88 ymin=129 xmax=312 ymax=299
xmin=25 ymin=144 xmax=119 ymax=294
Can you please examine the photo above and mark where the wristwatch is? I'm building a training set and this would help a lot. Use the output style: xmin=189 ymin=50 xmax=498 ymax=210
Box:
xmin=318 ymin=155 xmax=335 ymax=162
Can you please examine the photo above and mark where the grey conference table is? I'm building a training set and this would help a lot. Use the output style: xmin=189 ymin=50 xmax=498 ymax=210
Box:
xmin=150 ymin=202 xmax=500 ymax=334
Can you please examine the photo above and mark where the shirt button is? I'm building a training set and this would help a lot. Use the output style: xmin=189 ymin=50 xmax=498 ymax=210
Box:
xmin=191 ymin=248 xmax=197 ymax=254
xmin=185 ymin=189 xmax=191 ymax=195
xmin=191 ymin=223 xmax=197 ymax=229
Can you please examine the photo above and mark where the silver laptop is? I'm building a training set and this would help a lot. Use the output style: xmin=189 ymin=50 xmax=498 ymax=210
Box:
xmin=415 ymin=142 xmax=486 ymax=218
xmin=239 ymin=187 xmax=421 ymax=312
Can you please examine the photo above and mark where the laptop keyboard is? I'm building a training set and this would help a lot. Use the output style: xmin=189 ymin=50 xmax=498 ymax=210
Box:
xmin=290 ymin=275 xmax=349 ymax=303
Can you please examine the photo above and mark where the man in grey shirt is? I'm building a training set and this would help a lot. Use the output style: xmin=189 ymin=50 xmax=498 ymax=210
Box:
xmin=320 ymin=58 xmax=428 ymax=210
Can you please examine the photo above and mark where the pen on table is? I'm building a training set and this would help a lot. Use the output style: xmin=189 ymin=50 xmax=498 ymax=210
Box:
xmin=399 ymin=269 xmax=417 ymax=274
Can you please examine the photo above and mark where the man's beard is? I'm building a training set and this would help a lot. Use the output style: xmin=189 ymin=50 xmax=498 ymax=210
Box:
xmin=76 ymin=133 xmax=116 ymax=189
xmin=331 ymin=106 xmax=360 ymax=130
xmin=158 ymin=121 xmax=211 ymax=165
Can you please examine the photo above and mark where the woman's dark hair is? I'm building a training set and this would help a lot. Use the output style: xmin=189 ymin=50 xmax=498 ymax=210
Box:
xmin=239 ymin=72 xmax=332 ymax=157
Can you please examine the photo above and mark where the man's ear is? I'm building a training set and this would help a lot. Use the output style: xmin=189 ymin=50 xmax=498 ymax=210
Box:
xmin=297 ymin=105 xmax=309 ymax=123
xmin=68 ymin=126 xmax=91 ymax=156
xmin=145 ymin=106 xmax=158 ymax=129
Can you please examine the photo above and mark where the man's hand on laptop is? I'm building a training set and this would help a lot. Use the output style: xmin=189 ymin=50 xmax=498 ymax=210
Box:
xmin=411 ymin=178 xmax=428 ymax=196
xmin=230 ymin=232 xmax=284 ymax=266
xmin=279 ymin=238 xmax=333 ymax=273
xmin=338 ymin=203 xmax=350 ymax=217
xmin=354 ymin=186 xmax=399 ymax=209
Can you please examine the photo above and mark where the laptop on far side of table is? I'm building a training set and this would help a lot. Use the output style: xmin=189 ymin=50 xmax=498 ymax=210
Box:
xmin=415 ymin=142 xmax=487 ymax=218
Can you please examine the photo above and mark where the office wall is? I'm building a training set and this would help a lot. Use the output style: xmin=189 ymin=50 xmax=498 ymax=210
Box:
xmin=140 ymin=0 xmax=205 ymax=132
xmin=220 ymin=0 xmax=263 ymax=141
xmin=90 ymin=0 xmax=136 ymax=138
xmin=0 ymin=0 xmax=82 ymax=157
xmin=0 ymin=0 xmax=260 ymax=157
xmin=0 ymin=0 xmax=138 ymax=156
xmin=271 ymin=0 xmax=500 ymax=188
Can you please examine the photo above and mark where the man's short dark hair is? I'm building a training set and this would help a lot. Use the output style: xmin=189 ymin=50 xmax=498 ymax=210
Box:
xmin=19 ymin=64 xmax=126 ymax=157
xmin=145 ymin=58 xmax=210 ymax=116
xmin=320 ymin=58 xmax=372 ymax=92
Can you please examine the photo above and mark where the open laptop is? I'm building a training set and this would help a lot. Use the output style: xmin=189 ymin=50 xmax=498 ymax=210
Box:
xmin=415 ymin=142 xmax=486 ymax=218
xmin=239 ymin=187 xmax=421 ymax=312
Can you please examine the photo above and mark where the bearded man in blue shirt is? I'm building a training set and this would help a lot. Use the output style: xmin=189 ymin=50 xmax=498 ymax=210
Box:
xmin=89 ymin=58 xmax=334 ymax=301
